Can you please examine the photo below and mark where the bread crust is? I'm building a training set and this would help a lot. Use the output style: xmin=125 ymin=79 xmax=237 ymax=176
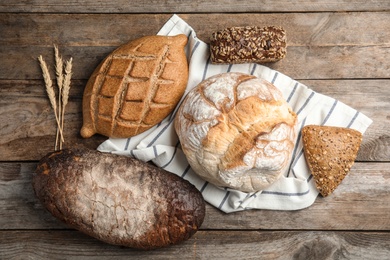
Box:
xmin=33 ymin=148 xmax=205 ymax=250
xmin=81 ymin=34 xmax=188 ymax=138
xmin=175 ymin=72 xmax=297 ymax=192
xmin=210 ymin=26 xmax=287 ymax=64
xmin=302 ymin=125 xmax=363 ymax=197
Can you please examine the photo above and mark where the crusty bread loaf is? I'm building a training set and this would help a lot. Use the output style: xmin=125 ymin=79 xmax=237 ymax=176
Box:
xmin=210 ymin=26 xmax=287 ymax=64
xmin=81 ymin=34 xmax=188 ymax=138
xmin=302 ymin=125 xmax=363 ymax=197
xmin=174 ymin=72 xmax=297 ymax=193
xmin=33 ymin=148 xmax=205 ymax=250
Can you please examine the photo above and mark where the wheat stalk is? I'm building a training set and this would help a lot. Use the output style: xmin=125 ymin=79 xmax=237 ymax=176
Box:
xmin=54 ymin=45 xmax=64 ymax=149
xmin=54 ymin=45 xmax=64 ymax=91
xmin=38 ymin=46 xmax=73 ymax=151
xmin=38 ymin=55 xmax=64 ymax=150
xmin=60 ymin=57 xmax=73 ymax=150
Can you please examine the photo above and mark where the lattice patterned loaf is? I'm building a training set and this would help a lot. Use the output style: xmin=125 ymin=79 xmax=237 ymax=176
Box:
xmin=210 ymin=26 xmax=287 ymax=64
xmin=81 ymin=35 xmax=188 ymax=138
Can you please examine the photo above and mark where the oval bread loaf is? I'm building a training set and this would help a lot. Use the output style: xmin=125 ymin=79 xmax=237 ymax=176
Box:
xmin=33 ymin=148 xmax=205 ymax=250
xmin=81 ymin=34 xmax=189 ymax=138
xmin=175 ymin=72 xmax=297 ymax=193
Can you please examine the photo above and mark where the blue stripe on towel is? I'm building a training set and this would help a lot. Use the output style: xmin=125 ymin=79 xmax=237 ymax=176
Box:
xmin=271 ymin=72 xmax=279 ymax=84
xmin=218 ymin=191 xmax=230 ymax=209
xmin=181 ymin=164 xmax=191 ymax=178
xmin=250 ymin=64 xmax=257 ymax=75
xmin=153 ymin=146 xmax=158 ymax=159
xmin=200 ymin=182 xmax=209 ymax=193
xmin=287 ymin=118 xmax=307 ymax=178
xmin=190 ymin=41 xmax=200 ymax=60
xmin=147 ymin=119 xmax=174 ymax=148
xmin=296 ymin=91 xmax=315 ymax=115
xmin=347 ymin=111 xmax=360 ymax=128
xmin=262 ymin=188 xmax=310 ymax=197
xmin=161 ymin=141 xmax=180 ymax=169
xmin=202 ymin=56 xmax=211 ymax=81
xmin=286 ymin=83 xmax=298 ymax=103
xmin=124 ymin=137 xmax=131 ymax=150
xmin=322 ymin=100 xmax=338 ymax=125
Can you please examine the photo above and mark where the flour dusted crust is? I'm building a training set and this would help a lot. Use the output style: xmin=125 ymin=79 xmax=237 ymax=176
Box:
xmin=33 ymin=148 xmax=205 ymax=250
xmin=81 ymin=34 xmax=188 ymax=138
xmin=174 ymin=72 xmax=297 ymax=193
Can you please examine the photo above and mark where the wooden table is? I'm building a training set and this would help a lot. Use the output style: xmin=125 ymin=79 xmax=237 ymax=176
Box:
xmin=1 ymin=1 xmax=390 ymax=259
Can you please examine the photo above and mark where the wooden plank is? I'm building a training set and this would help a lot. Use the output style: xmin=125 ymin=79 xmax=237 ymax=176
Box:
xmin=1 ymin=79 xmax=387 ymax=161
xmin=1 ymin=230 xmax=390 ymax=259
xmin=0 ymin=13 xmax=390 ymax=80
xmin=205 ymin=162 xmax=390 ymax=230
xmin=1 ymin=0 xmax=390 ymax=13
xmin=4 ymin=45 xmax=387 ymax=81
xmin=1 ymin=162 xmax=389 ymax=230
xmin=3 ymin=13 xmax=390 ymax=47
xmin=0 ymin=83 xmax=106 ymax=160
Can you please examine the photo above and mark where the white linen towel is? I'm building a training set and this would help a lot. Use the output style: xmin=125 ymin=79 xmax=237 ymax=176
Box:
xmin=97 ymin=14 xmax=373 ymax=213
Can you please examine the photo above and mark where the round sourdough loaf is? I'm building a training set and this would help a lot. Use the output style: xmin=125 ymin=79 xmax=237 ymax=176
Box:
xmin=175 ymin=72 xmax=298 ymax=193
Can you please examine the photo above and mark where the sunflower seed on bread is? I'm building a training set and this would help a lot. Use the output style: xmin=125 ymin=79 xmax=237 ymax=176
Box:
xmin=210 ymin=26 xmax=287 ymax=64
xmin=301 ymin=125 xmax=363 ymax=197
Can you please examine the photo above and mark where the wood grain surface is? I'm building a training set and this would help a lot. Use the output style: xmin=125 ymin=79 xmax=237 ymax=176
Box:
xmin=1 ymin=230 xmax=390 ymax=259
xmin=1 ymin=0 xmax=390 ymax=13
xmin=0 ymin=1 xmax=389 ymax=259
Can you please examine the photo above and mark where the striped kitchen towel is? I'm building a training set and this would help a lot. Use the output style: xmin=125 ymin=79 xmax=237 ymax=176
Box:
xmin=97 ymin=14 xmax=373 ymax=212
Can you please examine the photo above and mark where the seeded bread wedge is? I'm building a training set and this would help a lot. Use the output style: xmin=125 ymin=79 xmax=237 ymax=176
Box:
xmin=301 ymin=125 xmax=362 ymax=197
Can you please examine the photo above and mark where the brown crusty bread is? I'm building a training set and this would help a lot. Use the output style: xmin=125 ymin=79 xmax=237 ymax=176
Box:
xmin=210 ymin=26 xmax=287 ymax=64
xmin=81 ymin=34 xmax=188 ymax=138
xmin=301 ymin=125 xmax=363 ymax=197
xmin=175 ymin=72 xmax=297 ymax=193
xmin=33 ymin=148 xmax=205 ymax=250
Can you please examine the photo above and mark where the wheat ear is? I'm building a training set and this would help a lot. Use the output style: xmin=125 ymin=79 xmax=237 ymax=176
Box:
xmin=60 ymin=57 xmax=73 ymax=150
xmin=38 ymin=55 xmax=64 ymax=150
xmin=54 ymin=45 xmax=64 ymax=149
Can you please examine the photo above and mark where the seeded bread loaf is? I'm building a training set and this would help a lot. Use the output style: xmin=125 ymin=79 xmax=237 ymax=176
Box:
xmin=33 ymin=148 xmax=205 ymax=250
xmin=210 ymin=26 xmax=287 ymax=64
xmin=81 ymin=34 xmax=189 ymax=138
xmin=175 ymin=72 xmax=297 ymax=192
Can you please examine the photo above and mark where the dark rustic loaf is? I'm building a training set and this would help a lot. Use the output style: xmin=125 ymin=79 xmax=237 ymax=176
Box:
xmin=33 ymin=148 xmax=205 ymax=250
xmin=210 ymin=26 xmax=287 ymax=64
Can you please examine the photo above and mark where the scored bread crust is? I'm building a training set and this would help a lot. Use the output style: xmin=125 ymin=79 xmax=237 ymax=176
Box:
xmin=81 ymin=34 xmax=188 ymax=138
xmin=175 ymin=72 xmax=297 ymax=193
